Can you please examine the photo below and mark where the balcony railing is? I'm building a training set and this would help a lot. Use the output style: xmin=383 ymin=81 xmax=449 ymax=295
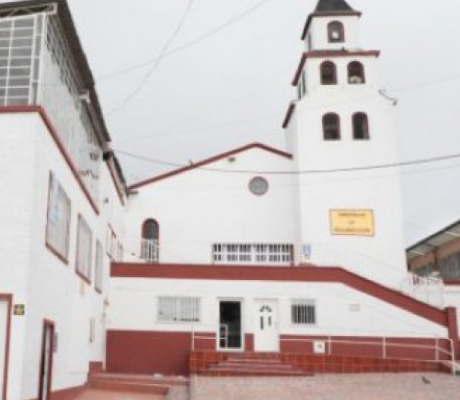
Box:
xmin=141 ymin=239 xmax=159 ymax=263
xmin=401 ymin=273 xmax=445 ymax=309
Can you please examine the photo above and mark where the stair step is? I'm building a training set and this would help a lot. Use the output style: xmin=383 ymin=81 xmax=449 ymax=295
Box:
xmin=200 ymin=368 xmax=305 ymax=377
xmin=89 ymin=380 xmax=169 ymax=395
xmin=214 ymin=362 xmax=297 ymax=371
xmin=91 ymin=373 xmax=189 ymax=386
xmin=225 ymin=353 xmax=281 ymax=359
xmin=225 ymin=358 xmax=284 ymax=365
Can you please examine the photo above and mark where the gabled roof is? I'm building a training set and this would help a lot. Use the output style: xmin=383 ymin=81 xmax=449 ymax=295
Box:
xmin=128 ymin=143 xmax=293 ymax=191
xmin=301 ymin=0 xmax=361 ymax=40
xmin=315 ymin=0 xmax=355 ymax=13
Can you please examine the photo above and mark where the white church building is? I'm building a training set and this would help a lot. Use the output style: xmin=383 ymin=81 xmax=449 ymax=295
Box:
xmin=0 ymin=0 xmax=458 ymax=399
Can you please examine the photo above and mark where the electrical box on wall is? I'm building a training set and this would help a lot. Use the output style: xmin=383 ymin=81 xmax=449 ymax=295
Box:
xmin=313 ymin=341 xmax=326 ymax=354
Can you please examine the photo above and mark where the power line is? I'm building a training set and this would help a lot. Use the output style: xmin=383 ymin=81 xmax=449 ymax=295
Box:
xmin=106 ymin=0 xmax=196 ymax=115
xmin=97 ymin=0 xmax=276 ymax=83
xmin=114 ymin=149 xmax=460 ymax=176
xmin=112 ymin=72 xmax=460 ymax=145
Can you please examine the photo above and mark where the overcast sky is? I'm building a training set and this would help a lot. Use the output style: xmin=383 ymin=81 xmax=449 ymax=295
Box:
xmin=12 ymin=0 xmax=460 ymax=244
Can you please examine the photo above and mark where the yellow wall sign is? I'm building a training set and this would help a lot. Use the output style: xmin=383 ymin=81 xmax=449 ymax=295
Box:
xmin=13 ymin=304 xmax=25 ymax=316
xmin=330 ymin=210 xmax=375 ymax=237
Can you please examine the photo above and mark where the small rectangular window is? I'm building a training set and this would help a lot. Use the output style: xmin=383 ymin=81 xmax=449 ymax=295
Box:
xmin=76 ymin=215 xmax=93 ymax=282
xmin=157 ymin=297 xmax=200 ymax=323
xmin=95 ymin=241 xmax=103 ymax=293
xmin=291 ymin=299 xmax=316 ymax=325
xmin=46 ymin=172 xmax=71 ymax=262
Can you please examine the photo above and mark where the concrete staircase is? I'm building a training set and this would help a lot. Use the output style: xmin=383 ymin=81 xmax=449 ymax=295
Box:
xmin=198 ymin=354 xmax=306 ymax=377
xmin=88 ymin=373 xmax=189 ymax=396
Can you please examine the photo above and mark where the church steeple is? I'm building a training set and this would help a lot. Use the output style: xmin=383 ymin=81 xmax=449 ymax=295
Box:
xmin=301 ymin=0 xmax=362 ymax=50
xmin=314 ymin=0 xmax=355 ymax=13
xmin=302 ymin=0 xmax=361 ymax=45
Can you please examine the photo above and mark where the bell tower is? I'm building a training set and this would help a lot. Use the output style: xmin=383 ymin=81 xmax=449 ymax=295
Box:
xmin=284 ymin=0 xmax=407 ymax=287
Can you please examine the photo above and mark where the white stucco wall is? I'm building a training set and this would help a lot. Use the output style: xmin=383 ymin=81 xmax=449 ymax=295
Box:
xmin=306 ymin=15 xmax=362 ymax=52
xmin=125 ymin=147 xmax=299 ymax=265
xmin=108 ymin=277 xmax=448 ymax=341
xmin=0 ymin=112 xmax=126 ymax=399
xmin=0 ymin=113 xmax=37 ymax=400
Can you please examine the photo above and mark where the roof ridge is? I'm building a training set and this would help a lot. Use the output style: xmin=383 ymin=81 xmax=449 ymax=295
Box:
xmin=128 ymin=143 xmax=293 ymax=191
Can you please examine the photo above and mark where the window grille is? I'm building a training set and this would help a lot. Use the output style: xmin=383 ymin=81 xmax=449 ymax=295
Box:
xmin=291 ymin=299 xmax=316 ymax=325
xmin=157 ymin=297 xmax=200 ymax=323
xmin=212 ymin=243 xmax=294 ymax=265
xmin=0 ymin=14 xmax=43 ymax=106
xmin=46 ymin=172 xmax=71 ymax=260
xmin=76 ymin=215 xmax=93 ymax=282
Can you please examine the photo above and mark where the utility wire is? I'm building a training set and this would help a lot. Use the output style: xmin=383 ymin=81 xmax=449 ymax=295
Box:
xmin=106 ymin=0 xmax=196 ymax=115
xmin=98 ymin=0 xmax=276 ymax=83
xmin=112 ymin=72 xmax=460 ymax=145
xmin=114 ymin=149 xmax=460 ymax=176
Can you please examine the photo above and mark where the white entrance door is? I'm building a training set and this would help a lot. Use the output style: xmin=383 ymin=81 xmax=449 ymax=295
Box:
xmin=0 ymin=301 xmax=8 ymax=400
xmin=254 ymin=300 xmax=279 ymax=352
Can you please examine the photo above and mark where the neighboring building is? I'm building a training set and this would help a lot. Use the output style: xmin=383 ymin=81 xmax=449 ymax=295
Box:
xmin=407 ymin=220 xmax=460 ymax=327
xmin=408 ymin=220 xmax=460 ymax=282
xmin=0 ymin=1 xmax=127 ymax=400
xmin=0 ymin=0 xmax=458 ymax=400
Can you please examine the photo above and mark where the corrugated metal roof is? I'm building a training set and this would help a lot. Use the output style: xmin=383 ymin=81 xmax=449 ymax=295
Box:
xmin=407 ymin=220 xmax=460 ymax=260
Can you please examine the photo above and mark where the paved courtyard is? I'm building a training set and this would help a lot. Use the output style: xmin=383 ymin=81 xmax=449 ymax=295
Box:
xmin=192 ymin=374 xmax=460 ymax=400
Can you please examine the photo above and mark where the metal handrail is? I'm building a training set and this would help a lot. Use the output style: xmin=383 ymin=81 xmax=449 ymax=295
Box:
xmin=280 ymin=336 xmax=456 ymax=374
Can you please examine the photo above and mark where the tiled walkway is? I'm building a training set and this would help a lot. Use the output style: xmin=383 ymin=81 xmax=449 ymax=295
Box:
xmin=73 ymin=389 xmax=164 ymax=400
xmin=193 ymin=374 xmax=460 ymax=400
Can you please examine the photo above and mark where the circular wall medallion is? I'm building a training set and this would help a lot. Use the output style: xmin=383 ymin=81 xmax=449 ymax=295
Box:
xmin=249 ymin=177 xmax=269 ymax=196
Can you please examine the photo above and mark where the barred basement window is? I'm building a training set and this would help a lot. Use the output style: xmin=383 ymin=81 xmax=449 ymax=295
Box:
xmin=157 ymin=297 xmax=200 ymax=323
xmin=291 ymin=299 xmax=316 ymax=325
xmin=46 ymin=172 xmax=71 ymax=261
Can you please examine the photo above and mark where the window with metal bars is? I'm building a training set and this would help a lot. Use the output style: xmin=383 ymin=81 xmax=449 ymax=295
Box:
xmin=157 ymin=297 xmax=200 ymax=323
xmin=291 ymin=299 xmax=316 ymax=325
xmin=212 ymin=243 xmax=294 ymax=265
